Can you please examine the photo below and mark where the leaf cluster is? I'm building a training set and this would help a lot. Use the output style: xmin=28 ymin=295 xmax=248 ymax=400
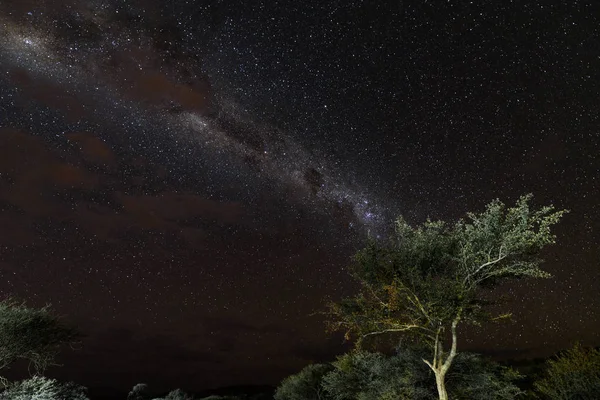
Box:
xmin=0 ymin=299 xmax=81 ymax=375
xmin=275 ymin=348 xmax=524 ymax=400
xmin=274 ymin=364 xmax=334 ymax=400
xmin=0 ymin=376 xmax=89 ymax=400
xmin=326 ymin=195 xmax=567 ymax=346
xmin=534 ymin=343 xmax=600 ymax=400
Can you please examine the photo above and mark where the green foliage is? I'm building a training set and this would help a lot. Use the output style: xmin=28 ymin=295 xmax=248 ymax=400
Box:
xmin=320 ymin=348 xmax=523 ymax=400
xmin=322 ymin=349 xmax=433 ymax=400
xmin=326 ymin=194 xmax=567 ymax=346
xmin=0 ymin=375 xmax=89 ymax=400
xmin=534 ymin=343 xmax=600 ymax=400
xmin=274 ymin=364 xmax=334 ymax=400
xmin=324 ymin=195 xmax=565 ymax=399
xmin=447 ymin=353 xmax=524 ymax=399
xmin=0 ymin=299 xmax=80 ymax=378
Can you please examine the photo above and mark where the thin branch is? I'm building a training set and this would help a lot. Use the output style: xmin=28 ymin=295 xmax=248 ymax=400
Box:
xmin=403 ymin=287 xmax=432 ymax=323
xmin=360 ymin=325 xmax=420 ymax=340
xmin=463 ymin=245 xmax=507 ymax=286
xmin=361 ymin=280 xmax=387 ymax=307
xmin=423 ymin=358 xmax=435 ymax=372
xmin=432 ymin=327 xmax=441 ymax=369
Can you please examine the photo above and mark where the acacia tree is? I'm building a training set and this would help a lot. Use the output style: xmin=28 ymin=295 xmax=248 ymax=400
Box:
xmin=325 ymin=195 xmax=567 ymax=400
xmin=0 ymin=299 xmax=80 ymax=385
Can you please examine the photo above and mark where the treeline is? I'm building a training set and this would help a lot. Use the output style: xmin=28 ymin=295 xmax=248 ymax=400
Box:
xmin=273 ymin=343 xmax=600 ymax=400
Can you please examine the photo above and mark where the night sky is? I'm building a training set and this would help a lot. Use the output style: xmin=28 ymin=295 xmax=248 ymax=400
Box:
xmin=0 ymin=0 xmax=599 ymax=395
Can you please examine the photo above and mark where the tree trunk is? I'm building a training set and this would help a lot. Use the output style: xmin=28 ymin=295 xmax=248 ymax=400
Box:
xmin=434 ymin=371 xmax=448 ymax=400
xmin=424 ymin=314 xmax=461 ymax=400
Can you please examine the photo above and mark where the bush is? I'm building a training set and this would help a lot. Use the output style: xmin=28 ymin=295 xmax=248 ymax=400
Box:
xmin=534 ymin=343 xmax=600 ymax=400
xmin=128 ymin=383 xmax=149 ymax=400
xmin=162 ymin=388 xmax=194 ymax=400
xmin=0 ymin=376 xmax=89 ymax=400
xmin=0 ymin=299 xmax=80 ymax=376
xmin=128 ymin=384 xmax=195 ymax=400
xmin=447 ymin=352 xmax=524 ymax=399
xmin=274 ymin=364 xmax=334 ymax=400
xmin=322 ymin=347 xmax=523 ymax=400
xmin=322 ymin=349 xmax=433 ymax=400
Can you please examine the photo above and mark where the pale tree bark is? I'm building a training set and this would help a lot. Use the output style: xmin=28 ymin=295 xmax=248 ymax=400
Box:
xmin=424 ymin=314 xmax=461 ymax=400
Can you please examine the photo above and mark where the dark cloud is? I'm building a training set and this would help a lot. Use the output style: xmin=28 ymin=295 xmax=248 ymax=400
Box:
xmin=9 ymin=69 xmax=92 ymax=122
xmin=0 ymin=128 xmax=243 ymax=244
xmin=304 ymin=167 xmax=324 ymax=195
xmin=126 ymin=72 xmax=213 ymax=115
xmin=66 ymin=132 xmax=117 ymax=167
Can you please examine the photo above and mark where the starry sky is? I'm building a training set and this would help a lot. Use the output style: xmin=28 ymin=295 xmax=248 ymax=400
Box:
xmin=0 ymin=0 xmax=599 ymax=395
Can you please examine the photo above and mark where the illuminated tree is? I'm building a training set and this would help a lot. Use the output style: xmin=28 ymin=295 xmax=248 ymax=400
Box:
xmin=0 ymin=376 xmax=89 ymax=400
xmin=0 ymin=299 xmax=80 ymax=385
xmin=326 ymin=195 xmax=567 ymax=400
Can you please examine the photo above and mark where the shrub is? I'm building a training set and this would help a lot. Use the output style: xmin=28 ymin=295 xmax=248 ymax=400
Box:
xmin=0 ymin=375 xmax=89 ymax=400
xmin=274 ymin=364 xmax=334 ymax=400
xmin=322 ymin=347 xmax=523 ymax=400
xmin=128 ymin=383 xmax=149 ymax=400
xmin=534 ymin=343 xmax=600 ymax=400
xmin=447 ymin=352 xmax=524 ymax=399
xmin=322 ymin=349 xmax=432 ymax=400
xmin=162 ymin=388 xmax=194 ymax=400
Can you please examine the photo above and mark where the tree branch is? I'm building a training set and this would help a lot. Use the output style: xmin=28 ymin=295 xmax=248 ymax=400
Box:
xmin=360 ymin=325 xmax=420 ymax=340
xmin=441 ymin=312 xmax=461 ymax=374
xmin=464 ymin=244 xmax=507 ymax=287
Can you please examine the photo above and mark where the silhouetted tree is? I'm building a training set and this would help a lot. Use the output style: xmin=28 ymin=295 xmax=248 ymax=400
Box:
xmin=325 ymin=195 xmax=567 ymax=400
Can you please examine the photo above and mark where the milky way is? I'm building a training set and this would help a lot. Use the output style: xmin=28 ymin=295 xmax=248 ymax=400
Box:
xmin=0 ymin=4 xmax=393 ymax=238
xmin=1 ymin=0 xmax=599 ymax=394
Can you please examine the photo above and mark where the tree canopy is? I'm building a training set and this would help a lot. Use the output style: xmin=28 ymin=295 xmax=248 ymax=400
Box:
xmin=0 ymin=376 xmax=89 ymax=400
xmin=0 ymin=299 xmax=80 ymax=380
xmin=325 ymin=194 xmax=567 ymax=399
